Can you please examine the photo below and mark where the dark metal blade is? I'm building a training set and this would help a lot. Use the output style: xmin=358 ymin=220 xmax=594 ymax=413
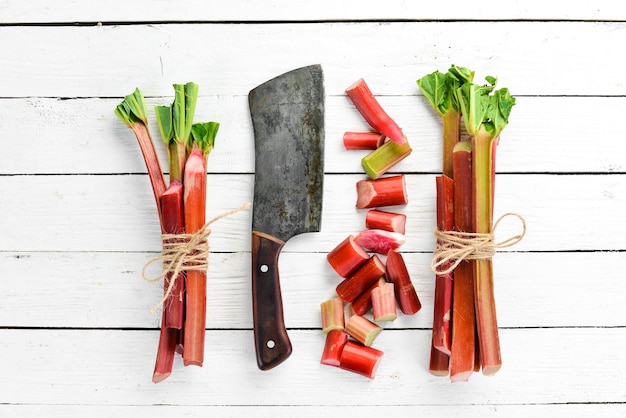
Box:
xmin=249 ymin=64 xmax=324 ymax=242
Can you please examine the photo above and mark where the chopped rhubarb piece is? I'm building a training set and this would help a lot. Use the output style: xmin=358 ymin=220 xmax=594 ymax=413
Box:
xmin=356 ymin=175 xmax=408 ymax=209
xmin=345 ymin=315 xmax=382 ymax=347
xmin=346 ymin=78 xmax=406 ymax=145
xmin=354 ymin=229 xmax=405 ymax=255
xmin=321 ymin=330 xmax=349 ymax=367
xmin=432 ymin=175 xmax=454 ymax=355
xmin=336 ymin=255 xmax=386 ymax=303
xmin=371 ymin=282 xmax=397 ymax=321
xmin=351 ymin=277 xmax=385 ymax=316
xmin=365 ymin=209 xmax=406 ymax=234
xmin=385 ymin=250 xmax=421 ymax=315
xmin=343 ymin=131 xmax=386 ymax=150
xmin=361 ymin=140 xmax=412 ymax=179
xmin=327 ymin=235 xmax=370 ymax=278
xmin=339 ymin=341 xmax=384 ymax=379
xmin=450 ymin=141 xmax=476 ymax=382
xmin=321 ymin=297 xmax=345 ymax=334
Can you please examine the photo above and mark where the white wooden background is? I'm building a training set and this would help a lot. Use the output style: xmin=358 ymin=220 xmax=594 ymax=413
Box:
xmin=1 ymin=1 xmax=626 ymax=417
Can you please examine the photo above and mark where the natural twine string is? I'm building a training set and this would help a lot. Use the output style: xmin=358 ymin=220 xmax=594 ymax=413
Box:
xmin=142 ymin=202 xmax=251 ymax=313
xmin=430 ymin=212 xmax=526 ymax=276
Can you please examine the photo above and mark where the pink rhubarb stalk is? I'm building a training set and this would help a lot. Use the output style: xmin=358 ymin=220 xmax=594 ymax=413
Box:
xmin=354 ymin=229 xmax=405 ymax=255
xmin=321 ymin=297 xmax=345 ymax=334
xmin=431 ymin=175 xmax=454 ymax=356
xmin=345 ymin=314 xmax=382 ymax=347
xmin=371 ymin=282 xmax=397 ymax=321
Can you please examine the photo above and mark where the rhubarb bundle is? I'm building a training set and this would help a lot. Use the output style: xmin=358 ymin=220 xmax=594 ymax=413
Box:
xmin=318 ymin=78 xmax=421 ymax=380
xmin=115 ymin=83 xmax=221 ymax=383
xmin=417 ymin=65 xmax=518 ymax=381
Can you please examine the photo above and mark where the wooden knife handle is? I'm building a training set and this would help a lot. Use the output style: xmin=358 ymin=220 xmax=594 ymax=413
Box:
xmin=251 ymin=231 xmax=293 ymax=370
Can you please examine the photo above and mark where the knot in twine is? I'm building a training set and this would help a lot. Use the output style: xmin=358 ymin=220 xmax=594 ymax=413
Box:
xmin=142 ymin=202 xmax=251 ymax=313
xmin=430 ymin=212 xmax=526 ymax=276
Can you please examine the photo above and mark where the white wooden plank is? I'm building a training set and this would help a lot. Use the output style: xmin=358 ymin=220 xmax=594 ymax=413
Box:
xmin=0 ymin=173 xmax=623 ymax=252
xmin=2 ymin=404 xmax=624 ymax=418
xmin=0 ymin=328 xmax=624 ymax=406
xmin=3 ymin=0 xmax=626 ymax=23
xmin=1 ymin=22 xmax=626 ymax=97
xmin=2 ymin=96 xmax=624 ymax=175
xmin=1 ymin=251 xmax=624 ymax=329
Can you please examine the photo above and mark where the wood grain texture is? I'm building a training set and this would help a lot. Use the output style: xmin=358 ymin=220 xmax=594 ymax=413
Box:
xmin=2 ymin=23 xmax=626 ymax=97
xmin=3 ymin=0 xmax=626 ymax=23
xmin=1 ymin=2 xmax=625 ymax=415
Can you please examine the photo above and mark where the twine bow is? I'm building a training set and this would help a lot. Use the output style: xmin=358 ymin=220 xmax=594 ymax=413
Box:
xmin=142 ymin=202 xmax=251 ymax=313
xmin=430 ymin=212 xmax=526 ymax=276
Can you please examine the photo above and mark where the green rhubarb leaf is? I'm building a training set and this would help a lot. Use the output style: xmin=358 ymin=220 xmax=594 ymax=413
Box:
xmin=484 ymin=88 xmax=516 ymax=137
xmin=155 ymin=105 xmax=174 ymax=145
xmin=184 ymin=82 xmax=199 ymax=143
xmin=417 ymin=71 xmax=450 ymax=117
xmin=191 ymin=121 xmax=220 ymax=157
xmin=125 ymin=88 xmax=148 ymax=125
xmin=446 ymin=65 xmax=475 ymax=112
xmin=447 ymin=65 xmax=475 ymax=85
xmin=114 ymin=88 xmax=149 ymax=127
xmin=172 ymin=84 xmax=186 ymax=145
xmin=457 ymin=83 xmax=490 ymax=136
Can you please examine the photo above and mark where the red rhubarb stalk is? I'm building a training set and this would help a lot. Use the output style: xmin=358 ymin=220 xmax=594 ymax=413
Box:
xmin=431 ymin=175 xmax=454 ymax=356
xmin=365 ymin=209 xmax=406 ymax=234
xmin=181 ymin=145 xmax=207 ymax=367
xmin=356 ymin=175 xmax=408 ymax=209
xmin=343 ymin=131 xmax=386 ymax=150
xmin=114 ymin=88 xmax=167 ymax=221
xmin=160 ymin=181 xmax=185 ymax=329
xmin=457 ymin=79 xmax=516 ymax=375
xmin=321 ymin=330 xmax=349 ymax=367
xmin=182 ymin=121 xmax=219 ymax=367
xmin=449 ymin=140 xmax=476 ymax=382
xmin=339 ymin=341 xmax=384 ymax=379
xmin=385 ymin=250 xmax=421 ymax=315
xmin=152 ymin=327 xmax=178 ymax=383
xmin=429 ymin=344 xmax=450 ymax=376
xmin=327 ymin=235 xmax=370 ymax=278
xmin=346 ymin=78 xmax=406 ymax=145
xmin=336 ymin=255 xmax=386 ymax=303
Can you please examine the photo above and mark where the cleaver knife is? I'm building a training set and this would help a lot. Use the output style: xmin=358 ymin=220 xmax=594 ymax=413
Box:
xmin=248 ymin=64 xmax=325 ymax=370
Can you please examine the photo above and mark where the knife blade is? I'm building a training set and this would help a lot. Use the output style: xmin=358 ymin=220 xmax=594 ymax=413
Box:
xmin=248 ymin=64 xmax=325 ymax=370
